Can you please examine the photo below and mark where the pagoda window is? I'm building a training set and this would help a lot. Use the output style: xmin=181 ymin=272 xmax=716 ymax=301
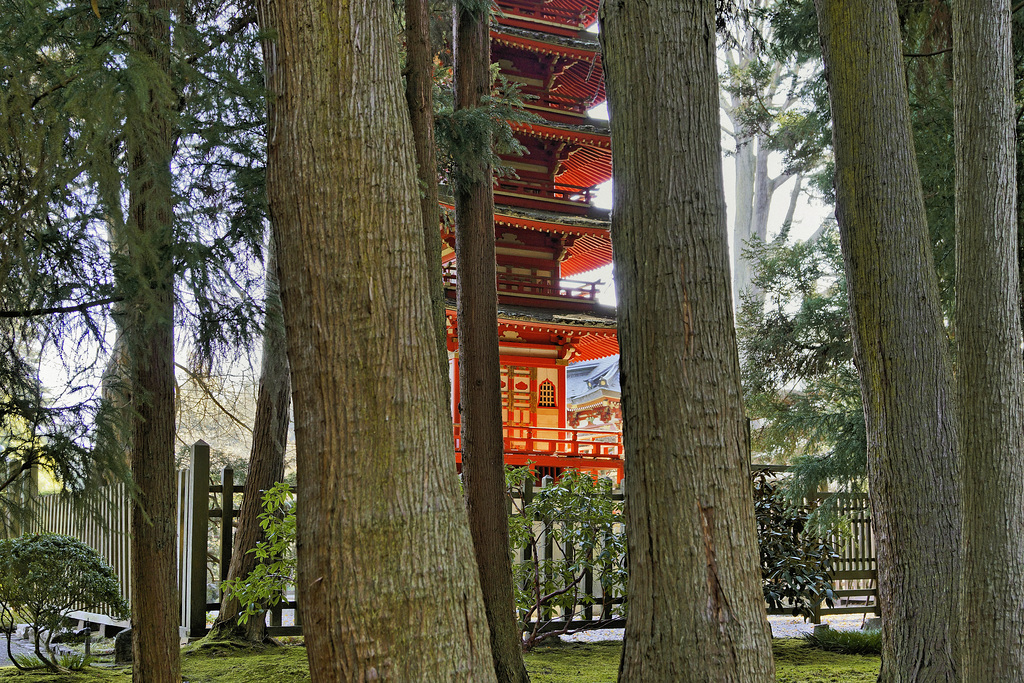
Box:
xmin=538 ymin=379 xmax=557 ymax=407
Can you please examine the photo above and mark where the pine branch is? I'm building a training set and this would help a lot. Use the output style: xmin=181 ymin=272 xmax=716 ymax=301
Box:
xmin=0 ymin=297 xmax=122 ymax=319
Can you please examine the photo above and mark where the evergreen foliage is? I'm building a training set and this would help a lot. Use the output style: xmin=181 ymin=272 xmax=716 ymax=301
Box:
xmin=738 ymin=227 xmax=866 ymax=520
xmin=0 ymin=0 xmax=269 ymax=521
xmin=0 ymin=533 xmax=127 ymax=672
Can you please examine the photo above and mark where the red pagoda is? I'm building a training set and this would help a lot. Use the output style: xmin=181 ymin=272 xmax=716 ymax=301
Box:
xmin=444 ymin=0 xmax=622 ymax=482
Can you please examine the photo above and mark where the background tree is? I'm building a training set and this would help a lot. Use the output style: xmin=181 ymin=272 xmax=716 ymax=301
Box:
xmin=814 ymin=1 xmax=962 ymax=680
xmin=953 ymin=0 xmax=1024 ymax=677
xmin=451 ymin=0 xmax=530 ymax=679
xmin=257 ymin=0 xmax=497 ymax=677
xmin=721 ymin=0 xmax=829 ymax=311
xmin=601 ymin=0 xmax=775 ymax=679
xmin=208 ymin=240 xmax=290 ymax=644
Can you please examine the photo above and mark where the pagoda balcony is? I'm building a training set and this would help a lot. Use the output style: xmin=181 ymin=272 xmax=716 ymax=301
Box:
xmin=494 ymin=177 xmax=596 ymax=215
xmin=443 ymin=263 xmax=603 ymax=309
xmin=454 ymin=424 xmax=623 ymax=472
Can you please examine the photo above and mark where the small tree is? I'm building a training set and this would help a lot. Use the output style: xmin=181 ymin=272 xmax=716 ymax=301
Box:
xmin=0 ymin=534 xmax=127 ymax=672
xmin=507 ymin=468 xmax=626 ymax=650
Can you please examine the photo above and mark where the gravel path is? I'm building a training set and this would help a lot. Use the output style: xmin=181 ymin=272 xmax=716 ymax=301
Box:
xmin=558 ymin=614 xmax=873 ymax=643
xmin=0 ymin=635 xmax=35 ymax=668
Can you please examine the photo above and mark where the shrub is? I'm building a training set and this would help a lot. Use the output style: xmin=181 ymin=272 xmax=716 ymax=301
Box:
xmin=507 ymin=468 xmax=626 ymax=650
xmin=0 ymin=533 xmax=127 ymax=672
xmin=220 ymin=481 xmax=296 ymax=625
xmin=802 ymin=627 xmax=882 ymax=655
xmin=754 ymin=471 xmax=839 ymax=619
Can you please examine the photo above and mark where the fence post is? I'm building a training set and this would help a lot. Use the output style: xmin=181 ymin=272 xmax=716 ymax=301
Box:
xmin=189 ymin=441 xmax=211 ymax=638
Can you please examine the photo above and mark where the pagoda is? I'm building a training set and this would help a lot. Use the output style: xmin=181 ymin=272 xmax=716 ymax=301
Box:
xmin=443 ymin=0 xmax=622 ymax=482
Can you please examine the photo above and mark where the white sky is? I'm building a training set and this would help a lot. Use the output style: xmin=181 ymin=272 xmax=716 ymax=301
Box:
xmin=574 ymin=101 xmax=833 ymax=307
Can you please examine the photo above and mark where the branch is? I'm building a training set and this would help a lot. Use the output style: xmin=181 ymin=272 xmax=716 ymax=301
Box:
xmin=0 ymin=297 xmax=122 ymax=319
xmin=173 ymin=362 xmax=254 ymax=435
xmin=904 ymin=47 xmax=951 ymax=58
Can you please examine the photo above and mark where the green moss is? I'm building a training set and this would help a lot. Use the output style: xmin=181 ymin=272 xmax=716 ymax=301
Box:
xmin=524 ymin=641 xmax=621 ymax=683
xmin=1 ymin=639 xmax=879 ymax=682
xmin=774 ymin=639 xmax=880 ymax=682
xmin=181 ymin=645 xmax=309 ymax=683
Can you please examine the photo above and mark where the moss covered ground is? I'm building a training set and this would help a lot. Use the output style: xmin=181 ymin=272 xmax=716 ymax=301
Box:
xmin=0 ymin=638 xmax=880 ymax=681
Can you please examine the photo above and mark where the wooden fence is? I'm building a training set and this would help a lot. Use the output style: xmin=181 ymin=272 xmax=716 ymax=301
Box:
xmin=12 ymin=442 xmax=877 ymax=636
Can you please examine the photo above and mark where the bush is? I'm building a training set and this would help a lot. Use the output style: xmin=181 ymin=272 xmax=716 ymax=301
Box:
xmin=0 ymin=533 xmax=127 ymax=672
xmin=802 ymin=627 xmax=882 ymax=655
xmin=754 ymin=471 xmax=838 ymax=619
xmin=220 ymin=481 xmax=296 ymax=625
xmin=507 ymin=468 xmax=626 ymax=650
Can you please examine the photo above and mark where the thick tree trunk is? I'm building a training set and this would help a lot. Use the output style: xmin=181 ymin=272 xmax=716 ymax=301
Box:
xmin=125 ymin=2 xmax=179 ymax=680
xmin=600 ymin=2 xmax=775 ymax=680
xmin=405 ymin=0 xmax=447 ymax=369
xmin=814 ymin=2 xmax=962 ymax=681
xmin=953 ymin=1 xmax=1024 ymax=678
xmin=209 ymin=240 xmax=290 ymax=643
xmin=452 ymin=3 xmax=530 ymax=681
xmin=258 ymin=0 xmax=496 ymax=678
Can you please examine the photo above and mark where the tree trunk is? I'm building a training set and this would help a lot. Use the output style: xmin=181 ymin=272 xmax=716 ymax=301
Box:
xmin=600 ymin=2 xmax=775 ymax=680
xmin=208 ymin=239 xmax=290 ymax=644
xmin=814 ymin=2 xmax=962 ymax=681
xmin=124 ymin=1 xmax=179 ymax=680
xmin=732 ymin=119 xmax=756 ymax=312
xmin=405 ymin=0 xmax=447 ymax=370
xmin=953 ymin=0 xmax=1024 ymax=678
xmin=257 ymin=0 xmax=496 ymax=678
xmin=452 ymin=2 xmax=530 ymax=680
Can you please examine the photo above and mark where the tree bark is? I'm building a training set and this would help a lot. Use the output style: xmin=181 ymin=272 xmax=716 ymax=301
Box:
xmin=814 ymin=2 xmax=962 ymax=681
xmin=405 ymin=0 xmax=448 ymax=371
xmin=124 ymin=1 xmax=180 ymax=680
xmin=452 ymin=2 xmax=530 ymax=680
xmin=257 ymin=0 xmax=496 ymax=678
xmin=600 ymin=1 xmax=775 ymax=680
xmin=208 ymin=239 xmax=290 ymax=643
xmin=953 ymin=0 xmax=1024 ymax=678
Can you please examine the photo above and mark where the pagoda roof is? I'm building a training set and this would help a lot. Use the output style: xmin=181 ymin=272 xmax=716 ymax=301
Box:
xmin=510 ymin=120 xmax=612 ymax=189
xmin=566 ymin=354 xmax=621 ymax=406
xmin=494 ymin=0 xmax=600 ymax=35
xmin=492 ymin=27 xmax=605 ymax=111
xmin=446 ymin=303 xmax=619 ymax=362
xmin=492 ymin=25 xmax=600 ymax=58
xmin=511 ymin=119 xmax=610 ymax=146
xmin=439 ymin=202 xmax=612 ymax=275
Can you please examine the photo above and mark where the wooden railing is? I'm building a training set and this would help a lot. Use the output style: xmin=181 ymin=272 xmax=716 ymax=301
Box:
xmin=493 ymin=177 xmax=595 ymax=205
xmin=442 ymin=263 xmax=602 ymax=304
xmin=454 ymin=424 xmax=623 ymax=470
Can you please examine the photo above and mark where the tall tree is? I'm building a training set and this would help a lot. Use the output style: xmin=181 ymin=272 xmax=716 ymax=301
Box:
xmin=814 ymin=2 xmax=962 ymax=680
xmin=405 ymin=0 xmax=448 ymax=365
xmin=208 ymin=240 xmax=290 ymax=643
xmin=953 ymin=0 xmax=1024 ymax=678
xmin=257 ymin=0 xmax=497 ymax=677
xmin=452 ymin=0 xmax=530 ymax=679
xmin=601 ymin=0 xmax=775 ymax=679
xmin=122 ymin=0 xmax=180 ymax=678
xmin=721 ymin=0 xmax=817 ymax=311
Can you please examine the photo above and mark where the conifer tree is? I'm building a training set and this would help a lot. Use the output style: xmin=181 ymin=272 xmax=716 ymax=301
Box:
xmin=602 ymin=0 xmax=775 ymax=678
xmin=255 ymin=0 xmax=497 ymax=677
